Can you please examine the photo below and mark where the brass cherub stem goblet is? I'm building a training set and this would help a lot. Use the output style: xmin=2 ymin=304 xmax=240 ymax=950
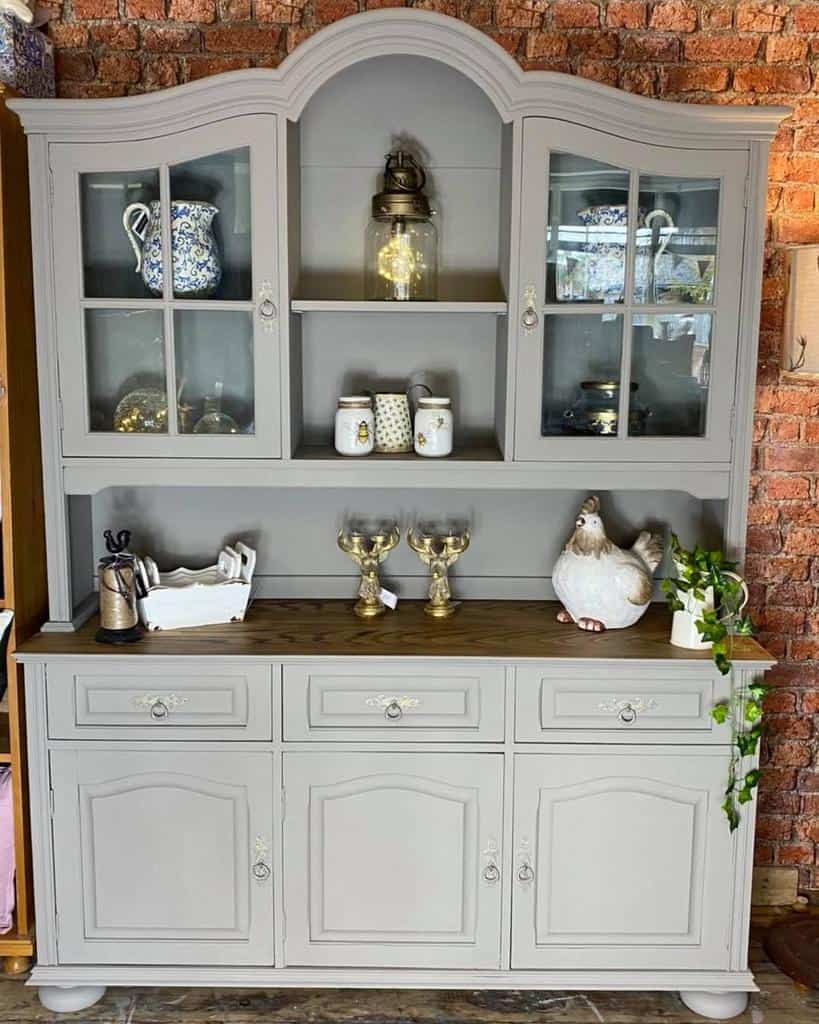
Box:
xmin=337 ymin=523 xmax=400 ymax=619
xmin=407 ymin=527 xmax=470 ymax=618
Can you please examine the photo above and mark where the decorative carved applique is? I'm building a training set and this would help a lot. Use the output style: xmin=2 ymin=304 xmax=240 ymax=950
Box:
xmin=364 ymin=694 xmax=421 ymax=711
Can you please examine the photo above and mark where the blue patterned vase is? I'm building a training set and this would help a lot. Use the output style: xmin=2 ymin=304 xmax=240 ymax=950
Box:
xmin=122 ymin=200 xmax=222 ymax=297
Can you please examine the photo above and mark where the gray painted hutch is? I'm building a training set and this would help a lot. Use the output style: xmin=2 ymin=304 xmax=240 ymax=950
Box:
xmin=11 ymin=10 xmax=782 ymax=1020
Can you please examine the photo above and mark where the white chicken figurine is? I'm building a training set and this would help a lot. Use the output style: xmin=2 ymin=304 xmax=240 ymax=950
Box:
xmin=553 ymin=495 xmax=664 ymax=632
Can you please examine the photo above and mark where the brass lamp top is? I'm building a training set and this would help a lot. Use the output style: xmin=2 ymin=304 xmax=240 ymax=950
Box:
xmin=371 ymin=150 xmax=432 ymax=222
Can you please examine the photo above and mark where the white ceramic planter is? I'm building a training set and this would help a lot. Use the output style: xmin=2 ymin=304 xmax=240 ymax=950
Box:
xmin=668 ymin=569 xmax=748 ymax=651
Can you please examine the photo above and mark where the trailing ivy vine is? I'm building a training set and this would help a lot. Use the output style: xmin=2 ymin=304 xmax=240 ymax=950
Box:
xmin=711 ymin=679 xmax=770 ymax=832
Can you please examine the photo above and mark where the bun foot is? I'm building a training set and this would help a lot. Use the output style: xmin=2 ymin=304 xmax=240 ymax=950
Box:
xmin=38 ymin=985 xmax=107 ymax=1013
xmin=578 ymin=617 xmax=605 ymax=632
xmin=679 ymin=990 xmax=749 ymax=1020
xmin=556 ymin=608 xmax=574 ymax=623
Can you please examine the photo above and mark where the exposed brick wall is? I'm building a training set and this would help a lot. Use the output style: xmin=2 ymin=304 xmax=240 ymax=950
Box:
xmin=45 ymin=0 xmax=819 ymax=885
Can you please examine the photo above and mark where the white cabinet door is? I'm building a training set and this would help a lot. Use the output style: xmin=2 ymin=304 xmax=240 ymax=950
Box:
xmin=50 ymin=114 xmax=280 ymax=458
xmin=512 ymin=749 xmax=734 ymax=969
xmin=514 ymin=117 xmax=747 ymax=462
xmin=283 ymin=752 xmax=503 ymax=968
xmin=51 ymin=750 xmax=275 ymax=965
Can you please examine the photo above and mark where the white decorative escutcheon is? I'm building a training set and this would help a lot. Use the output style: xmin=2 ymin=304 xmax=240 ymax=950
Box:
xmin=598 ymin=696 xmax=658 ymax=725
xmin=482 ymin=837 xmax=500 ymax=885
xmin=252 ymin=835 xmax=271 ymax=883
xmin=131 ymin=693 xmax=189 ymax=720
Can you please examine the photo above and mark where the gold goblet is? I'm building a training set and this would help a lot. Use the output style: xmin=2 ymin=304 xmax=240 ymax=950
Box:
xmin=407 ymin=527 xmax=470 ymax=618
xmin=337 ymin=523 xmax=400 ymax=619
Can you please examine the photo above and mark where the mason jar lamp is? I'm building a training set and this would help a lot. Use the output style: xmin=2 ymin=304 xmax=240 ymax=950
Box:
xmin=365 ymin=150 xmax=437 ymax=301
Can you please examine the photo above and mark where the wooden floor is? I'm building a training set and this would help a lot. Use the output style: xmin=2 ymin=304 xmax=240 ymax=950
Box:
xmin=0 ymin=932 xmax=813 ymax=1023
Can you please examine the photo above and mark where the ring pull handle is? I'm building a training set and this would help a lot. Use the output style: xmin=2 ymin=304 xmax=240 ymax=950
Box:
xmin=521 ymin=285 xmax=539 ymax=333
xmin=258 ymin=280 xmax=277 ymax=333
xmin=252 ymin=835 xmax=271 ymax=883
xmin=150 ymin=700 xmax=169 ymax=720
xmin=618 ymin=702 xmax=637 ymax=725
xmin=385 ymin=701 xmax=403 ymax=721
xmin=483 ymin=862 xmax=500 ymax=884
xmin=252 ymin=861 xmax=271 ymax=881
xmin=259 ymin=298 xmax=277 ymax=320
xmin=518 ymin=863 xmax=535 ymax=884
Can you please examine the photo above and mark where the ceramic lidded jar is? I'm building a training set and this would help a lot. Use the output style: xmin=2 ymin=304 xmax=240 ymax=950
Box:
xmin=334 ymin=396 xmax=375 ymax=457
xmin=414 ymin=396 xmax=453 ymax=457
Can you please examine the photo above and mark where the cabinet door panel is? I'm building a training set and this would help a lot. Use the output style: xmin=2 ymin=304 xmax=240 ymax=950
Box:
xmin=51 ymin=749 xmax=274 ymax=965
xmin=514 ymin=117 xmax=746 ymax=462
xmin=283 ymin=752 xmax=503 ymax=968
xmin=512 ymin=750 xmax=733 ymax=969
xmin=50 ymin=115 xmax=280 ymax=458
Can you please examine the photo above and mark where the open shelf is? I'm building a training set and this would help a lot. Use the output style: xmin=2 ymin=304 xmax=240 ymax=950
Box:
xmin=291 ymin=300 xmax=508 ymax=315
xmin=294 ymin=443 xmax=503 ymax=463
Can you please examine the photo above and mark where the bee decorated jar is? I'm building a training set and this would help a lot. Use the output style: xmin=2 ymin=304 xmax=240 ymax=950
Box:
xmin=414 ymin=396 xmax=453 ymax=458
xmin=334 ymin=396 xmax=375 ymax=456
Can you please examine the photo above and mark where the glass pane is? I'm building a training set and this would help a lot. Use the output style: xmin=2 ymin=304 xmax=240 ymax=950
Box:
xmin=85 ymin=309 xmax=167 ymax=433
xmin=81 ymin=170 xmax=161 ymax=299
xmin=631 ymin=313 xmax=712 ymax=436
xmin=169 ymin=147 xmax=251 ymax=300
xmin=541 ymin=313 xmax=623 ymax=436
xmin=547 ymin=153 xmax=630 ymax=304
xmin=173 ymin=310 xmax=254 ymax=434
xmin=634 ymin=175 xmax=719 ymax=305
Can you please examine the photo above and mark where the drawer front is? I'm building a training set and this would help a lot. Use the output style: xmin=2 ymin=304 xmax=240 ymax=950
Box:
xmin=283 ymin=663 xmax=505 ymax=741
xmin=515 ymin=665 xmax=728 ymax=742
xmin=47 ymin=661 xmax=275 ymax=740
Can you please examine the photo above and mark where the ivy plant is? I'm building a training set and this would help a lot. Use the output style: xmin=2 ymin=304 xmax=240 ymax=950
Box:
xmin=663 ymin=534 xmax=765 ymax=830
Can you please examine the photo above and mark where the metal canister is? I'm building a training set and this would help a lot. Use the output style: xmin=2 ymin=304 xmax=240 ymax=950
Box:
xmin=96 ymin=529 xmax=143 ymax=645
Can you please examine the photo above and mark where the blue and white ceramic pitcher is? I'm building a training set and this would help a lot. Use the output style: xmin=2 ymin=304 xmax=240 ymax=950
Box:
xmin=122 ymin=200 xmax=222 ymax=297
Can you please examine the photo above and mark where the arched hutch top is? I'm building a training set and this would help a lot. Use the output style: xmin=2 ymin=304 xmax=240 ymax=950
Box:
xmin=9 ymin=10 xmax=786 ymax=626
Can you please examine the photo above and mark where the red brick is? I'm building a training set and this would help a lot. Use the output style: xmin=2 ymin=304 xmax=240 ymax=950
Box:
xmin=745 ymin=554 xmax=810 ymax=582
xmin=623 ymin=35 xmax=680 ymax=61
xmin=143 ymin=56 xmax=181 ymax=90
xmin=756 ymin=387 xmax=819 ymax=415
xmin=169 ymin=0 xmax=216 ymax=20
xmin=805 ymin=419 xmax=819 ymax=443
xmin=569 ymin=31 xmax=619 ymax=58
xmin=57 ymin=82 xmax=128 ymax=98
xmin=125 ymin=0 xmax=166 ymax=15
xmin=256 ymin=0 xmax=305 ymax=21
xmin=526 ymin=31 xmax=569 ymax=59
xmin=89 ymin=25 xmax=140 ymax=50
xmin=98 ymin=54 xmax=141 ymax=84
xmin=701 ymin=4 xmax=733 ymax=29
xmin=802 ymin=692 xmax=819 ymax=714
xmin=766 ymin=714 xmax=813 ymax=738
xmin=496 ymin=0 xmax=547 ymax=29
xmin=770 ymin=740 xmax=813 ymax=766
xmin=485 ymin=29 xmax=523 ymax=55
xmin=661 ymin=65 xmax=729 ymax=93
xmin=784 ymin=186 xmax=815 ymax=212
xmin=764 ymin=689 xmax=798 ymax=712
xmin=684 ymin=34 xmax=760 ymax=62
xmin=756 ymin=814 xmax=793 ymax=840
xmin=142 ymin=26 xmax=200 ymax=51
xmin=766 ymin=36 xmax=808 ymax=63
xmin=736 ymin=2 xmax=788 ymax=32
xmin=203 ymin=24 xmax=280 ymax=51
xmin=796 ymin=817 xmax=819 ymax=842
xmin=767 ymin=187 xmax=782 ymax=214
xmin=792 ymin=637 xmax=819 ymax=660
xmin=184 ymin=54 xmax=252 ymax=79
xmin=763 ymin=447 xmax=819 ymax=472
xmin=620 ymin=66 xmax=656 ymax=95
xmin=312 ymin=0 xmax=357 ymax=21
xmin=760 ymin=767 xmax=797 ymax=791
xmin=794 ymin=4 xmax=819 ymax=32
xmin=220 ymin=0 xmax=251 ymax=17
xmin=577 ymin=60 xmax=618 ymax=85
xmin=756 ymin=608 xmax=806 ymax=633
xmin=780 ymin=503 xmax=819 ymax=526
xmin=747 ymin=525 xmax=783 ymax=554
xmin=605 ymin=1 xmax=645 ymax=28
xmin=769 ymin=417 xmax=801 ymax=441
xmin=776 ymin=214 xmax=819 ymax=243
xmin=462 ymin=0 xmax=494 ymax=28
xmin=73 ymin=0 xmax=117 ymax=17
xmin=768 ymin=582 xmax=816 ymax=607
xmin=785 ymin=527 xmax=819 ymax=554
xmin=48 ymin=24 xmax=89 ymax=48
xmin=649 ymin=1 xmax=697 ymax=32
xmin=552 ymin=2 xmax=599 ymax=28
xmin=734 ymin=65 xmax=811 ymax=95
xmin=797 ymin=769 xmax=819 ymax=790
xmin=776 ymin=842 xmax=814 ymax=864
xmin=55 ymin=51 xmax=95 ymax=82
xmin=748 ymin=502 xmax=779 ymax=525
xmin=803 ymin=793 xmax=819 ymax=814
xmin=755 ymin=840 xmax=774 ymax=863
xmin=759 ymin=790 xmax=800 ymax=814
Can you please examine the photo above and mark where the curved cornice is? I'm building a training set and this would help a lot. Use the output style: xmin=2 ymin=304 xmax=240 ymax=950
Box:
xmin=10 ymin=10 xmax=788 ymax=145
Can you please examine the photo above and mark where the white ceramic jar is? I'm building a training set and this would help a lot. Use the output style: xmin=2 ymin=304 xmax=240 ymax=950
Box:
xmin=414 ymin=396 xmax=453 ymax=457
xmin=334 ymin=396 xmax=375 ymax=457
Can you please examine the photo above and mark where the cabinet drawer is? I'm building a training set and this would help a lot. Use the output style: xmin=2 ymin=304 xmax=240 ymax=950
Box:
xmin=515 ymin=665 xmax=728 ymax=742
xmin=46 ymin=661 xmax=275 ymax=740
xmin=283 ymin=663 xmax=505 ymax=741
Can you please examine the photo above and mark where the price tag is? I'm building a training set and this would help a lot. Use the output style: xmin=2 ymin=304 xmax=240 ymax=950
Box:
xmin=379 ymin=588 xmax=398 ymax=610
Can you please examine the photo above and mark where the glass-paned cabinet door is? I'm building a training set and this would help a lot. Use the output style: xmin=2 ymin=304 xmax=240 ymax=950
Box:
xmin=50 ymin=115 xmax=279 ymax=458
xmin=514 ymin=118 xmax=746 ymax=462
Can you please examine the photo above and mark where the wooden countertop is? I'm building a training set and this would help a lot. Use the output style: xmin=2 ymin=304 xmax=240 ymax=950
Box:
xmin=17 ymin=600 xmax=774 ymax=664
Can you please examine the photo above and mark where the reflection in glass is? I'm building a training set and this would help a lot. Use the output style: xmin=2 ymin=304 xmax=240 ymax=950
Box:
xmin=634 ymin=175 xmax=719 ymax=305
xmin=170 ymin=147 xmax=251 ymax=300
xmin=85 ymin=309 xmax=167 ymax=432
xmin=81 ymin=169 xmax=160 ymax=299
xmin=547 ymin=153 xmax=630 ymax=304
xmin=631 ymin=313 xmax=711 ymax=436
xmin=173 ymin=310 xmax=254 ymax=435
xmin=541 ymin=313 xmax=623 ymax=436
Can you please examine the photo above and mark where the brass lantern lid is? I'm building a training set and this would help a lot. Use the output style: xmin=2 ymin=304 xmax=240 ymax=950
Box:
xmin=371 ymin=150 xmax=431 ymax=222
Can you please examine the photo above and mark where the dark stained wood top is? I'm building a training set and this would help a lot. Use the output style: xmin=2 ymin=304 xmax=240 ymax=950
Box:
xmin=17 ymin=600 xmax=775 ymax=664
